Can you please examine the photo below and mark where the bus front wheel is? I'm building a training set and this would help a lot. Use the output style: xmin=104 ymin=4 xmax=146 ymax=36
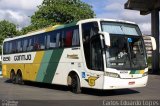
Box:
xmin=70 ymin=74 xmax=81 ymax=94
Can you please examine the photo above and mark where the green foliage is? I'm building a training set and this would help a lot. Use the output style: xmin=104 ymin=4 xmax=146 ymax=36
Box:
xmin=0 ymin=20 xmax=18 ymax=44
xmin=22 ymin=0 xmax=95 ymax=34
xmin=21 ymin=25 xmax=38 ymax=35
xmin=0 ymin=20 xmax=21 ymax=53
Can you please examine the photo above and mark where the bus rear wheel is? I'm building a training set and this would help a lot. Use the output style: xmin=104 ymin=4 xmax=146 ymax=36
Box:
xmin=16 ymin=72 xmax=24 ymax=85
xmin=10 ymin=71 xmax=16 ymax=84
xmin=70 ymin=74 xmax=81 ymax=94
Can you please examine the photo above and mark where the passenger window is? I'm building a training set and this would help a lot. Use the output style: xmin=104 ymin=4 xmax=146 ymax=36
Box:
xmin=72 ymin=29 xmax=80 ymax=46
xmin=56 ymin=33 xmax=60 ymax=47
xmin=39 ymin=34 xmax=46 ymax=50
xmin=17 ymin=40 xmax=23 ymax=53
xmin=11 ymin=41 xmax=17 ymax=53
xmin=8 ymin=42 xmax=12 ymax=54
xmin=34 ymin=34 xmax=45 ymax=50
xmin=3 ymin=43 xmax=7 ymax=54
xmin=27 ymin=37 xmax=34 ymax=51
xmin=63 ymin=26 xmax=80 ymax=47
xmin=46 ymin=31 xmax=60 ymax=49
xmin=61 ymin=31 xmax=65 ymax=47
xmin=65 ymin=30 xmax=72 ymax=47
xmin=23 ymin=38 xmax=28 ymax=52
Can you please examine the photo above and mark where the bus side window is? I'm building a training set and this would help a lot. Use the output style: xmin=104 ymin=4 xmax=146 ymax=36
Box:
xmin=46 ymin=31 xmax=57 ymax=49
xmin=6 ymin=42 xmax=9 ymax=54
xmin=39 ymin=34 xmax=45 ymax=50
xmin=46 ymin=34 xmax=51 ymax=49
xmin=27 ymin=37 xmax=34 ymax=51
xmin=34 ymin=36 xmax=40 ymax=50
xmin=56 ymin=33 xmax=60 ymax=47
xmin=12 ymin=40 xmax=17 ymax=53
xmin=8 ymin=42 xmax=12 ymax=54
xmin=3 ymin=42 xmax=7 ymax=54
xmin=23 ymin=38 xmax=28 ymax=52
xmin=17 ymin=39 xmax=23 ymax=53
xmin=61 ymin=31 xmax=65 ymax=47
xmin=3 ymin=43 xmax=6 ymax=54
xmin=65 ymin=30 xmax=72 ymax=47
xmin=72 ymin=28 xmax=80 ymax=46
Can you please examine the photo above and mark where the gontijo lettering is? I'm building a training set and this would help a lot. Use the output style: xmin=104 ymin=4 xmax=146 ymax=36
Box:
xmin=14 ymin=54 xmax=31 ymax=61
xmin=3 ymin=57 xmax=10 ymax=61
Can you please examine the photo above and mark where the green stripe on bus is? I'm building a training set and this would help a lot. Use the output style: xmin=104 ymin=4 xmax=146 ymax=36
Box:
xmin=135 ymin=70 xmax=140 ymax=74
xmin=43 ymin=49 xmax=64 ymax=83
xmin=130 ymin=70 xmax=140 ymax=74
xmin=130 ymin=70 xmax=136 ymax=74
xmin=36 ymin=50 xmax=53 ymax=82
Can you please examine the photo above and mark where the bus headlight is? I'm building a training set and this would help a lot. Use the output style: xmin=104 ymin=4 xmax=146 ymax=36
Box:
xmin=142 ymin=72 xmax=148 ymax=77
xmin=104 ymin=72 xmax=120 ymax=78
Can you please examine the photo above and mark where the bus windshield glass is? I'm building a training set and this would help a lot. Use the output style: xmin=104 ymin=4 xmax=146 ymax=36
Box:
xmin=101 ymin=22 xmax=141 ymax=36
xmin=105 ymin=35 xmax=147 ymax=70
xmin=101 ymin=22 xmax=147 ymax=70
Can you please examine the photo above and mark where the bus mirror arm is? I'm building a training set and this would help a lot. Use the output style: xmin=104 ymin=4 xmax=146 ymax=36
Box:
xmin=98 ymin=31 xmax=111 ymax=47
xmin=143 ymin=35 xmax=156 ymax=51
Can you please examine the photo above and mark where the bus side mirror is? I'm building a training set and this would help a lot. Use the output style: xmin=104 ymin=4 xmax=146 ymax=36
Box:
xmin=143 ymin=36 xmax=156 ymax=51
xmin=98 ymin=31 xmax=110 ymax=47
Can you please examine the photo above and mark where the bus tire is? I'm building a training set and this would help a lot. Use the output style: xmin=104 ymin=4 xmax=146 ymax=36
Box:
xmin=10 ymin=71 xmax=16 ymax=84
xmin=70 ymin=74 xmax=81 ymax=94
xmin=16 ymin=71 xmax=24 ymax=85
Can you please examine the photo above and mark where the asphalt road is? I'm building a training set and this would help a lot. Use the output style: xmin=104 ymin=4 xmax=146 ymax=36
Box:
xmin=0 ymin=75 xmax=160 ymax=106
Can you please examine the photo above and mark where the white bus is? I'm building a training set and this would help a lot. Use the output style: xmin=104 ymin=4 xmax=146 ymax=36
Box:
xmin=2 ymin=19 xmax=156 ymax=93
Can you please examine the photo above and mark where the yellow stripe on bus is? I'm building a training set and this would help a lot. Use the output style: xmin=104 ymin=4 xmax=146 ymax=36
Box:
xmin=140 ymin=70 xmax=145 ymax=74
xmin=45 ymin=25 xmax=61 ymax=32
xmin=24 ymin=51 xmax=44 ymax=81
xmin=2 ymin=65 xmax=7 ymax=77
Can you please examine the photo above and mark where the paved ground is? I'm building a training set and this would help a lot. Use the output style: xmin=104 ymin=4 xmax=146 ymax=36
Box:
xmin=0 ymin=75 xmax=160 ymax=106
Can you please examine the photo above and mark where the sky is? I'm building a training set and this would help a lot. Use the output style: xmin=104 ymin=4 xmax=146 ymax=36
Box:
xmin=0 ymin=0 xmax=159 ymax=35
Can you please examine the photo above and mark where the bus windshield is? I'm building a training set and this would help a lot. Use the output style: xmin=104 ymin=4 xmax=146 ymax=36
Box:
xmin=105 ymin=35 xmax=147 ymax=70
xmin=101 ymin=22 xmax=147 ymax=70
xmin=101 ymin=21 xmax=141 ymax=36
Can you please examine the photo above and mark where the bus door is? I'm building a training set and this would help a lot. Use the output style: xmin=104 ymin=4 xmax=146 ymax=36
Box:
xmin=82 ymin=22 xmax=104 ymax=89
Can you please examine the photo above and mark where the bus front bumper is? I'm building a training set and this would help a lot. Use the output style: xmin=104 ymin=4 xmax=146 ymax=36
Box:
xmin=103 ymin=76 xmax=148 ymax=90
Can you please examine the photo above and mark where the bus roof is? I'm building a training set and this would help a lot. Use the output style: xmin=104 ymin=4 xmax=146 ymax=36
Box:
xmin=77 ymin=18 xmax=136 ymax=25
xmin=3 ymin=22 xmax=78 ymax=42
xmin=3 ymin=18 xmax=136 ymax=42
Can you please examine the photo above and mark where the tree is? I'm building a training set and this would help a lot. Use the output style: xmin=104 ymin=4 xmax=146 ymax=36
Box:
xmin=28 ymin=0 xmax=95 ymax=32
xmin=0 ymin=20 xmax=19 ymax=53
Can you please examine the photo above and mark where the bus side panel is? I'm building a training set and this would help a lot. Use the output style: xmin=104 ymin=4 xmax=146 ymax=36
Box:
xmin=53 ymin=47 xmax=104 ymax=90
xmin=2 ymin=64 xmax=24 ymax=78
xmin=14 ymin=64 xmax=24 ymax=75
xmin=34 ymin=49 xmax=64 ymax=84
xmin=52 ymin=48 xmax=83 ymax=85
xmin=24 ymin=63 xmax=42 ymax=81
xmin=35 ymin=50 xmax=53 ymax=82
xmin=2 ymin=64 xmax=10 ymax=78
xmin=2 ymin=51 xmax=44 ymax=81
xmin=42 ymin=49 xmax=64 ymax=83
